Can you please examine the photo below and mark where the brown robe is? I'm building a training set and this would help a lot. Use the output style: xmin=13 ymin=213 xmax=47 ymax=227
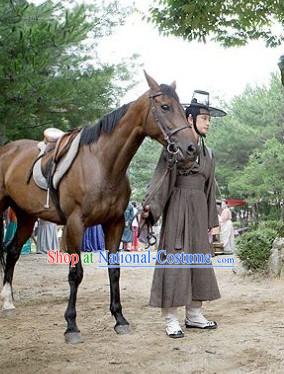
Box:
xmin=143 ymin=147 xmax=221 ymax=308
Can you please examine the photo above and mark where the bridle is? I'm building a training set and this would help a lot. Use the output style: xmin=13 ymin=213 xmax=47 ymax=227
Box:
xmin=146 ymin=91 xmax=191 ymax=157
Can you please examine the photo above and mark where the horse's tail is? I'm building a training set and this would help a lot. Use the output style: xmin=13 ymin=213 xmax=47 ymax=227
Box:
xmin=0 ymin=213 xmax=5 ymax=272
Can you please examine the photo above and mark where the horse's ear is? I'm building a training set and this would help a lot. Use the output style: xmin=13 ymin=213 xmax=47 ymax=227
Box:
xmin=144 ymin=70 xmax=160 ymax=91
xmin=170 ymin=81 xmax=176 ymax=90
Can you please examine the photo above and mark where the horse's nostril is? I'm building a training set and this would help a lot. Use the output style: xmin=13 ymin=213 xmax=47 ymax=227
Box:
xmin=167 ymin=142 xmax=179 ymax=154
xmin=187 ymin=144 xmax=196 ymax=154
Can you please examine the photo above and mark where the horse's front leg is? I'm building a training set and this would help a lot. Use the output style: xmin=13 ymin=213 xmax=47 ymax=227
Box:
xmin=64 ymin=210 xmax=84 ymax=344
xmin=104 ymin=218 xmax=130 ymax=334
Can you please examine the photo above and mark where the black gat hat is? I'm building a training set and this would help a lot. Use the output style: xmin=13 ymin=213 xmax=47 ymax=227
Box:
xmin=184 ymin=90 xmax=227 ymax=118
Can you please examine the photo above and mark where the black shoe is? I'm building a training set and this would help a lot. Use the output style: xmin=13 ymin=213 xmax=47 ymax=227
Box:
xmin=185 ymin=320 xmax=218 ymax=330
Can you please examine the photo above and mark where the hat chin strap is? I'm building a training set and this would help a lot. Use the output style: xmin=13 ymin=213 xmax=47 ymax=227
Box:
xmin=193 ymin=120 xmax=203 ymax=137
xmin=193 ymin=116 xmax=206 ymax=156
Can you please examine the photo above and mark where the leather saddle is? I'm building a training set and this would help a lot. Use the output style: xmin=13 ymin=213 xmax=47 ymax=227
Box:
xmin=32 ymin=127 xmax=81 ymax=192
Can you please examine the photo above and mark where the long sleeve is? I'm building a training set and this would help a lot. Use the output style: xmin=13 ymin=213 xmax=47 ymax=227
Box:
xmin=205 ymin=153 xmax=219 ymax=229
xmin=143 ymin=149 xmax=177 ymax=225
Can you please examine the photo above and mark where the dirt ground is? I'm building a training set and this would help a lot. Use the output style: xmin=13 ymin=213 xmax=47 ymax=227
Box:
xmin=0 ymin=251 xmax=284 ymax=374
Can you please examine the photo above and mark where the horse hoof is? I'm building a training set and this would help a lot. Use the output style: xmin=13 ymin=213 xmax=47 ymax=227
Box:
xmin=114 ymin=324 xmax=130 ymax=335
xmin=64 ymin=332 xmax=83 ymax=344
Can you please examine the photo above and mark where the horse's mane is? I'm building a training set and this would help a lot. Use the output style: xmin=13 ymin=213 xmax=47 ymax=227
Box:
xmin=80 ymin=103 xmax=130 ymax=146
xmin=79 ymin=84 xmax=179 ymax=146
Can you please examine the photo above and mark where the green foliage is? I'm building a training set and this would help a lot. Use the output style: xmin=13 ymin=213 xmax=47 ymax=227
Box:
xmin=228 ymin=138 xmax=284 ymax=205
xmin=149 ymin=0 xmax=284 ymax=47
xmin=237 ymin=228 xmax=277 ymax=272
xmin=207 ymin=115 xmax=261 ymax=195
xmin=237 ymin=219 xmax=284 ymax=272
xmin=0 ymin=0 xmax=135 ymax=143
xmin=205 ymin=74 xmax=284 ymax=218
xmin=258 ymin=220 xmax=284 ymax=237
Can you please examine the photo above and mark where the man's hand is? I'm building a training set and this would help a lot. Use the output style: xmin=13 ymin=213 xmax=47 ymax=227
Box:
xmin=208 ymin=226 xmax=220 ymax=235
xmin=141 ymin=205 xmax=150 ymax=219
xmin=138 ymin=205 xmax=156 ymax=246
xmin=138 ymin=205 xmax=151 ymax=239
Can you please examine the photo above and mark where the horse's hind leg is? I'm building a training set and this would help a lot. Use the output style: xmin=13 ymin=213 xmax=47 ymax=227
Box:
xmin=64 ymin=210 xmax=84 ymax=344
xmin=103 ymin=219 xmax=130 ymax=334
xmin=1 ymin=209 xmax=35 ymax=311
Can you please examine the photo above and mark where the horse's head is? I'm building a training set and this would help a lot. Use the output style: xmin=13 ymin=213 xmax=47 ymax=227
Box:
xmin=142 ymin=71 xmax=199 ymax=162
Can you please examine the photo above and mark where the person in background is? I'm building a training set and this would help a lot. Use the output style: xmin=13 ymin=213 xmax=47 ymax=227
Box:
xmin=82 ymin=225 xmax=105 ymax=252
xmin=121 ymin=202 xmax=135 ymax=251
xmin=131 ymin=202 xmax=139 ymax=251
xmin=36 ymin=218 xmax=59 ymax=254
xmin=220 ymin=202 xmax=235 ymax=254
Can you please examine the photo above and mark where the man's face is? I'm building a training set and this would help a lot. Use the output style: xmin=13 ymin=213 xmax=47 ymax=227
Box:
xmin=187 ymin=108 xmax=211 ymax=135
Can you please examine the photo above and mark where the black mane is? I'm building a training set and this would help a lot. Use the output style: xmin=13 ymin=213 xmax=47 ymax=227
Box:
xmin=80 ymin=103 xmax=130 ymax=146
xmin=79 ymin=84 xmax=179 ymax=146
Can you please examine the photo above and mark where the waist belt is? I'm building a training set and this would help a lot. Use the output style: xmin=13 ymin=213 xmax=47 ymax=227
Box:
xmin=175 ymin=176 xmax=204 ymax=190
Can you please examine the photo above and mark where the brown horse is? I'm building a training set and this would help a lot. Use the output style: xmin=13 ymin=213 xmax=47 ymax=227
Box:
xmin=0 ymin=72 xmax=198 ymax=343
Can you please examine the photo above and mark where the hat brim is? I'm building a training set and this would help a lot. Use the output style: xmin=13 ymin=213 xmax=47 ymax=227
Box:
xmin=182 ymin=103 xmax=227 ymax=118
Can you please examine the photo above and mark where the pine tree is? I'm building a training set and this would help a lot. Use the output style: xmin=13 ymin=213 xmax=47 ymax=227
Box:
xmin=0 ymin=0 xmax=135 ymax=143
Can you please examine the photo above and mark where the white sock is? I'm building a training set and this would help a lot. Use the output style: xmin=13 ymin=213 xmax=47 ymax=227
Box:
xmin=162 ymin=307 xmax=183 ymax=334
xmin=185 ymin=301 xmax=209 ymax=324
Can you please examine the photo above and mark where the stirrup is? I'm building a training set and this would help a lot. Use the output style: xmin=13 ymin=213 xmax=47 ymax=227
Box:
xmin=44 ymin=188 xmax=50 ymax=209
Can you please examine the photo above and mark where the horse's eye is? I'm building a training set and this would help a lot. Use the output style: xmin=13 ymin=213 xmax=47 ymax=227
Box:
xmin=161 ymin=104 xmax=170 ymax=111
